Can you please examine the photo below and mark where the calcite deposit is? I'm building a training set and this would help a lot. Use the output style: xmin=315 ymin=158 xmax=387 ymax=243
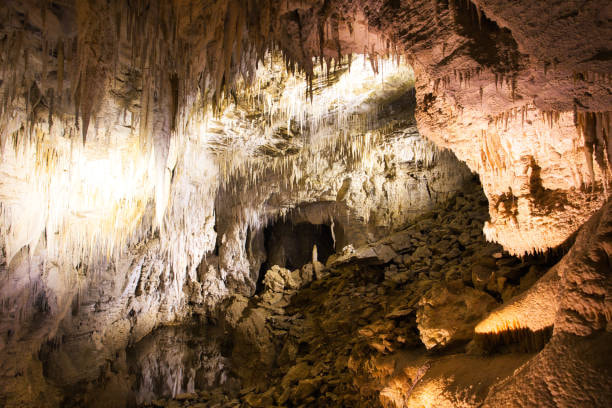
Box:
xmin=0 ymin=0 xmax=611 ymax=407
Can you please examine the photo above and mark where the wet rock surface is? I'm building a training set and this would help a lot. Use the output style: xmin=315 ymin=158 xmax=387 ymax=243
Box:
xmin=142 ymin=182 xmax=556 ymax=408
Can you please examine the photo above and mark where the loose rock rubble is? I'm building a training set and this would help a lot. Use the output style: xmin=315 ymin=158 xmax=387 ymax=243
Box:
xmin=143 ymin=182 xmax=558 ymax=408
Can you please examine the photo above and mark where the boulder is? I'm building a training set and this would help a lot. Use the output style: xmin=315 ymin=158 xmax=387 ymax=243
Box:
xmin=375 ymin=245 xmax=398 ymax=263
xmin=261 ymin=290 xmax=284 ymax=305
xmin=416 ymin=282 xmax=498 ymax=349
xmin=262 ymin=266 xmax=286 ymax=292
xmin=243 ymin=391 xmax=274 ymax=407
xmin=412 ymin=245 xmax=432 ymax=260
xmin=262 ymin=265 xmax=299 ymax=293
xmin=292 ymin=378 xmax=320 ymax=402
xmin=327 ymin=243 xmax=397 ymax=267
xmin=471 ymin=264 xmax=495 ymax=291
xmin=386 ymin=230 xmax=413 ymax=252
xmin=281 ymin=361 xmax=312 ymax=387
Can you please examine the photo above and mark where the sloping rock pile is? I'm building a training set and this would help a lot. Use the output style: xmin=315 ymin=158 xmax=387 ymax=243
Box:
xmin=143 ymin=182 xmax=556 ymax=408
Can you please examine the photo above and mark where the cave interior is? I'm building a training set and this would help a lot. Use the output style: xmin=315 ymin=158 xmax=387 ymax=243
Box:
xmin=0 ymin=0 xmax=611 ymax=407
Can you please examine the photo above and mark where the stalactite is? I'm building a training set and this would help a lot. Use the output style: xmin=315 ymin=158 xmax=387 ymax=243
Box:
xmin=0 ymin=1 xmax=424 ymax=274
xmin=56 ymin=39 xmax=64 ymax=103
xmin=576 ymin=111 xmax=612 ymax=189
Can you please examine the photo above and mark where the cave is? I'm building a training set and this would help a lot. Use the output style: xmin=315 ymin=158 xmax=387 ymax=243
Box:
xmin=0 ymin=1 xmax=611 ymax=407
xmin=260 ymin=220 xmax=335 ymax=275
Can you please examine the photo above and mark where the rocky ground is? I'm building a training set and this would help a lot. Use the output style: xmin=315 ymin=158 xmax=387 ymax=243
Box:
xmin=142 ymin=180 xmax=560 ymax=408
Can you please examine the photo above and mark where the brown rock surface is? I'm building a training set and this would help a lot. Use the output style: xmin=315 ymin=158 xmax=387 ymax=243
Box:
xmin=416 ymin=282 xmax=498 ymax=349
xmin=0 ymin=1 xmax=611 ymax=406
xmin=142 ymin=182 xmax=567 ymax=408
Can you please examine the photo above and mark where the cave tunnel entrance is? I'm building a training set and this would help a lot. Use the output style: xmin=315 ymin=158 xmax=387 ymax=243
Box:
xmin=257 ymin=219 xmax=335 ymax=290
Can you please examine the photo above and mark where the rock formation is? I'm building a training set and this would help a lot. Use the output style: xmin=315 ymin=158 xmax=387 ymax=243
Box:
xmin=0 ymin=0 xmax=610 ymax=407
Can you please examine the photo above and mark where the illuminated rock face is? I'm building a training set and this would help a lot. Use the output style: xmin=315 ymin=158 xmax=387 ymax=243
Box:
xmin=0 ymin=0 xmax=610 ymax=407
xmin=0 ymin=42 xmax=473 ymax=407
xmin=370 ymin=0 xmax=611 ymax=255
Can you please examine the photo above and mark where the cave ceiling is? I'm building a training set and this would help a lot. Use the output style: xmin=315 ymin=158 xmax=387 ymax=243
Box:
xmin=1 ymin=0 xmax=610 ymax=261
xmin=0 ymin=1 xmax=611 ymax=407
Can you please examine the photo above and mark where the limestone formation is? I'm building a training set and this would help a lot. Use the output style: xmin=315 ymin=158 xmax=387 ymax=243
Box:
xmin=0 ymin=0 xmax=611 ymax=407
xmin=416 ymin=281 xmax=498 ymax=349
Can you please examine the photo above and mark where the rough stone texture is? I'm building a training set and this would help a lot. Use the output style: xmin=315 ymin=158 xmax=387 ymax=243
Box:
xmin=1 ymin=0 xmax=608 ymax=262
xmin=477 ymin=199 xmax=612 ymax=339
xmin=483 ymin=332 xmax=612 ymax=408
xmin=554 ymin=200 xmax=612 ymax=336
xmin=0 ymin=0 xmax=611 ymax=406
xmin=143 ymin=183 xmax=560 ymax=408
xmin=0 ymin=237 xmax=198 ymax=408
xmin=0 ymin=39 xmax=472 ymax=405
xmin=478 ymin=200 xmax=612 ymax=407
xmin=357 ymin=0 xmax=612 ymax=255
xmin=417 ymin=282 xmax=498 ymax=349
xmin=476 ymin=265 xmax=560 ymax=335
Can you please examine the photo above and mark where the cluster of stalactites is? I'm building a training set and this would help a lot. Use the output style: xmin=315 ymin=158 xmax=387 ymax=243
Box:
xmin=0 ymin=0 xmax=286 ymax=154
xmin=480 ymin=103 xmax=612 ymax=190
xmin=0 ymin=0 xmax=401 ymax=270
xmin=0 ymin=122 xmax=158 ymax=266
xmin=208 ymin=54 xmax=417 ymax=195
xmin=575 ymin=111 xmax=612 ymax=190
xmin=0 ymin=0 xmax=397 ymax=154
xmin=216 ymin=129 xmax=443 ymax=233
xmin=0 ymin=0 xmax=275 ymax=266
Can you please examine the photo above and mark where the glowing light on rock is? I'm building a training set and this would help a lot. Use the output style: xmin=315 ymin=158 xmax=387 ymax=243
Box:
xmin=0 ymin=52 xmax=422 ymax=274
xmin=475 ymin=317 xmax=525 ymax=335
xmin=0 ymin=125 xmax=158 ymax=265
xmin=474 ymin=268 xmax=558 ymax=336
xmin=199 ymin=54 xmax=418 ymax=189
xmin=380 ymin=377 xmax=470 ymax=408
xmin=267 ymin=54 xmax=413 ymax=136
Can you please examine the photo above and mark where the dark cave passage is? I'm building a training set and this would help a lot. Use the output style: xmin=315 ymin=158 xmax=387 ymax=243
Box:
xmin=257 ymin=219 xmax=335 ymax=286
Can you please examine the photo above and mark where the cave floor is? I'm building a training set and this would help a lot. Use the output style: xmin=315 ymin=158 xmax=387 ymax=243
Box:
xmin=130 ymin=182 xmax=554 ymax=408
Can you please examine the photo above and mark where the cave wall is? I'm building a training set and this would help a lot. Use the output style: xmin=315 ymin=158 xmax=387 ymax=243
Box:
xmin=1 ymin=0 xmax=609 ymax=260
xmin=354 ymin=0 xmax=612 ymax=255
xmin=0 ymin=0 xmax=611 ymax=406
xmin=0 ymin=132 xmax=219 ymax=407
xmin=0 ymin=25 xmax=473 ymax=404
xmin=481 ymin=199 xmax=612 ymax=407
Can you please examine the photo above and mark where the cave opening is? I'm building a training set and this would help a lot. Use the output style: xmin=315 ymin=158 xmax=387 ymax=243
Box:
xmin=256 ymin=219 xmax=335 ymax=290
